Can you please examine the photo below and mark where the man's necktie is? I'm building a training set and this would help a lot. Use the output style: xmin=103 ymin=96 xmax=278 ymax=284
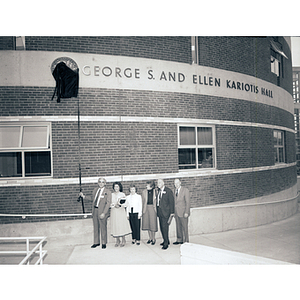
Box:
xmin=95 ymin=188 xmax=102 ymax=207
xmin=157 ymin=190 xmax=162 ymax=206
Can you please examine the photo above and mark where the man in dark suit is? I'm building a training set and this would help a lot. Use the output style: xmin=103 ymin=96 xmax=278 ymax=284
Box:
xmin=173 ymin=178 xmax=190 ymax=244
xmin=79 ymin=177 xmax=112 ymax=249
xmin=156 ymin=178 xmax=175 ymax=250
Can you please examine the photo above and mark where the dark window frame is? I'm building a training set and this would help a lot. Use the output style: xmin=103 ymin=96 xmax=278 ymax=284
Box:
xmin=178 ymin=124 xmax=216 ymax=170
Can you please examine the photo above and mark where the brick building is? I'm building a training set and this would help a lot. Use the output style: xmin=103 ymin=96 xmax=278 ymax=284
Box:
xmin=0 ymin=36 xmax=296 ymax=226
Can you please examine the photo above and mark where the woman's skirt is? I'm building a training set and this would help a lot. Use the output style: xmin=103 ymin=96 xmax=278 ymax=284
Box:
xmin=142 ymin=205 xmax=158 ymax=232
xmin=110 ymin=206 xmax=132 ymax=237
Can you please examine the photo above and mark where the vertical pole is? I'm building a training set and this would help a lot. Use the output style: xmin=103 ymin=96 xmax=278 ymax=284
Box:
xmin=77 ymin=94 xmax=85 ymax=213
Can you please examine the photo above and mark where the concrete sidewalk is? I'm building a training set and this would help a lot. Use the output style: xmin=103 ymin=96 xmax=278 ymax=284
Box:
xmin=41 ymin=208 xmax=300 ymax=265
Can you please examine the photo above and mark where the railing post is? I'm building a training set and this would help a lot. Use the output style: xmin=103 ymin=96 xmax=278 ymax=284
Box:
xmin=39 ymin=243 xmax=43 ymax=265
xmin=26 ymin=238 xmax=30 ymax=265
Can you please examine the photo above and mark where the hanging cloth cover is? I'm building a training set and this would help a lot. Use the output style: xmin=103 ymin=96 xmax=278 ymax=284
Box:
xmin=51 ymin=62 xmax=79 ymax=102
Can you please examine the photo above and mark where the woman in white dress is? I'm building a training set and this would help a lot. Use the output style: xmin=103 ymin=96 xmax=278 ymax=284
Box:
xmin=110 ymin=182 xmax=131 ymax=247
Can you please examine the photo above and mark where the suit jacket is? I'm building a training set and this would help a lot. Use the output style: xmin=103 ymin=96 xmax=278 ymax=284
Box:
xmin=91 ymin=187 xmax=112 ymax=216
xmin=141 ymin=189 xmax=157 ymax=214
xmin=174 ymin=186 xmax=190 ymax=217
xmin=157 ymin=186 xmax=174 ymax=219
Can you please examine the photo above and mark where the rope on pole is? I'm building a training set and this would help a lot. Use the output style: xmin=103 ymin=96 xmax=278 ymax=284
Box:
xmin=77 ymin=93 xmax=85 ymax=213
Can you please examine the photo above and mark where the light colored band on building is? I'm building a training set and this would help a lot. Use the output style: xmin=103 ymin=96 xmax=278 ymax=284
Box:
xmin=0 ymin=115 xmax=295 ymax=133
xmin=0 ymin=51 xmax=294 ymax=114
xmin=0 ymin=162 xmax=296 ymax=187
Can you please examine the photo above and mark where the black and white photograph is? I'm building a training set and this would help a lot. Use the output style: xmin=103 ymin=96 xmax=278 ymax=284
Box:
xmin=0 ymin=4 xmax=299 ymax=300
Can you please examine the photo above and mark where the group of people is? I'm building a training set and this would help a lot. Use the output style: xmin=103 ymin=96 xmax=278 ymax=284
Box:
xmin=79 ymin=177 xmax=190 ymax=250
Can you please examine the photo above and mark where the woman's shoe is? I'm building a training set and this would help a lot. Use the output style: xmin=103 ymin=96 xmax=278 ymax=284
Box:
xmin=147 ymin=240 xmax=152 ymax=244
xmin=115 ymin=239 xmax=120 ymax=247
xmin=151 ymin=240 xmax=156 ymax=245
xmin=120 ymin=243 xmax=125 ymax=247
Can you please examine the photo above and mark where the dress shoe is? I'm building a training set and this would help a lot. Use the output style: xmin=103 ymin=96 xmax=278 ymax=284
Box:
xmin=91 ymin=244 xmax=100 ymax=248
xmin=151 ymin=240 xmax=156 ymax=245
xmin=162 ymin=245 xmax=168 ymax=250
xmin=102 ymin=244 xmax=106 ymax=249
xmin=136 ymin=241 xmax=140 ymax=245
xmin=173 ymin=241 xmax=183 ymax=245
xmin=160 ymin=242 xmax=170 ymax=246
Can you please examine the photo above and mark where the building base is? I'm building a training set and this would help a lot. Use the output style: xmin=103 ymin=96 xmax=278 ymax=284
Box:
xmin=0 ymin=185 xmax=298 ymax=243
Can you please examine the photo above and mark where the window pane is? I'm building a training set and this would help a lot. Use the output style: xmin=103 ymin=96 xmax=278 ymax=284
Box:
xmin=25 ymin=151 xmax=51 ymax=177
xmin=179 ymin=127 xmax=196 ymax=145
xmin=274 ymin=148 xmax=278 ymax=163
xmin=197 ymin=127 xmax=212 ymax=145
xmin=278 ymin=148 xmax=284 ymax=163
xmin=22 ymin=126 xmax=48 ymax=148
xmin=0 ymin=152 xmax=22 ymax=177
xmin=0 ymin=126 xmax=21 ymax=148
xmin=277 ymin=132 xmax=283 ymax=145
xmin=273 ymin=131 xmax=278 ymax=145
xmin=271 ymin=57 xmax=280 ymax=76
xmin=178 ymin=148 xmax=196 ymax=169
xmin=198 ymin=148 xmax=213 ymax=168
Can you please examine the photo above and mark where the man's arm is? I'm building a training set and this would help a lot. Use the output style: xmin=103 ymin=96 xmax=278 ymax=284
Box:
xmin=79 ymin=189 xmax=95 ymax=201
xmin=103 ymin=189 xmax=112 ymax=215
xmin=184 ymin=188 xmax=191 ymax=218
xmin=168 ymin=188 xmax=175 ymax=215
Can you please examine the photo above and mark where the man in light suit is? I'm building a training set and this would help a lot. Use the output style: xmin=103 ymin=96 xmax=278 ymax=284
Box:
xmin=79 ymin=177 xmax=112 ymax=249
xmin=173 ymin=178 xmax=190 ymax=244
xmin=156 ymin=178 xmax=175 ymax=250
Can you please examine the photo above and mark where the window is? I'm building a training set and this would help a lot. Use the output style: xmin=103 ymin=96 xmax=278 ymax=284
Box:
xmin=271 ymin=55 xmax=280 ymax=77
xmin=0 ymin=123 xmax=52 ymax=178
xmin=270 ymin=38 xmax=287 ymax=82
xmin=273 ymin=130 xmax=285 ymax=164
xmin=178 ymin=125 xmax=215 ymax=170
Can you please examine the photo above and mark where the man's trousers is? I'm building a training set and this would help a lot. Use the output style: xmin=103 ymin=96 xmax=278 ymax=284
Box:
xmin=174 ymin=214 xmax=189 ymax=243
xmin=93 ymin=210 xmax=108 ymax=245
xmin=157 ymin=207 xmax=170 ymax=247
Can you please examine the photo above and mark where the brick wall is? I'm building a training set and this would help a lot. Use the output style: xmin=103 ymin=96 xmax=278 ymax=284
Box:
xmin=52 ymin=121 xmax=178 ymax=178
xmin=0 ymin=86 xmax=294 ymax=176
xmin=0 ymin=36 xmax=14 ymax=50
xmin=0 ymin=87 xmax=294 ymax=129
xmin=198 ymin=36 xmax=292 ymax=95
xmin=25 ymin=36 xmax=192 ymax=64
xmin=215 ymin=126 xmax=274 ymax=170
xmin=0 ymin=165 xmax=296 ymax=224
xmin=286 ymin=131 xmax=296 ymax=164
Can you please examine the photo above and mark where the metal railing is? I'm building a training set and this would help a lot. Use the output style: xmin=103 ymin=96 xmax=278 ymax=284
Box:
xmin=0 ymin=237 xmax=47 ymax=265
xmin=0 ymin=213 xmax=91 ymax=219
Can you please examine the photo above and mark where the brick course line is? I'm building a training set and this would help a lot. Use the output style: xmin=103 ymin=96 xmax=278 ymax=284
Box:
xmin=0 ymin=115 xmax=295 ymax=133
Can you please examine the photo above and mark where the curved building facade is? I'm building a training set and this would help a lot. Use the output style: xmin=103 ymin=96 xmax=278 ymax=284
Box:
xmin=0 ymin=36 xmax=297 ymax=227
